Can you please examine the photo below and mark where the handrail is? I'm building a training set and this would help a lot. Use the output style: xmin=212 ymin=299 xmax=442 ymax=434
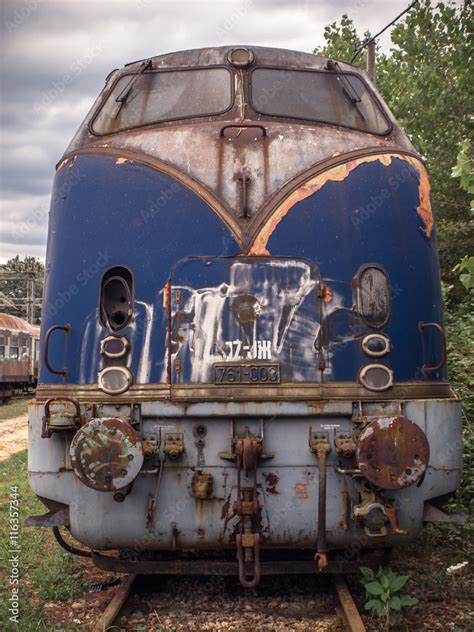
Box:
xmin=418 ymin=321 xmax=446 ymax=376
xmin=44 ymin=324 xmax=71 ymax=377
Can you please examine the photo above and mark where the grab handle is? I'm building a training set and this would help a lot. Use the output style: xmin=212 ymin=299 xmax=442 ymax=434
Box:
xmin=44 ymin=324 xmax=71 ymax=377
xmin=220 ymin=124 xmax=267 ymax=137
xmin=418 ymin=322 xmax=446 ymax=376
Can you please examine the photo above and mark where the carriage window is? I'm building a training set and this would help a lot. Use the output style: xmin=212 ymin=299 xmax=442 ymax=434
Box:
xmin=20 ymin=336 xmax=29 ymax=358
xmin=250 ymin=68 xmax=390 ymax=135
xmin=92 ymin=67 xmax=232 ymax=134
xmin=0 ymin=335 xmax=5 ymax=359
xmin=10 ymin=336 xmax=19 ymax=359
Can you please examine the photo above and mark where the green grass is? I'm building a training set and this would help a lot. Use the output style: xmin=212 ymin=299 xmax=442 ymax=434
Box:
xmin=0 ymin=398 xmax=29 ymax=421
xmin=0 ymin=450 xmax=86 ymax=631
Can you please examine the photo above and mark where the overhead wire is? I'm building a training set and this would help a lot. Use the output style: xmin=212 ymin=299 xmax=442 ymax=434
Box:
xmin=350 ymin=0 xmax=419 ymax=63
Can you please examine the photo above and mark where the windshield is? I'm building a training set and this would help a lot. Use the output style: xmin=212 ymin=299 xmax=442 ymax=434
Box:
xmin=92 ymin=67 xmax=233 ymax=134
xmin=250 ymin=68 xmax=390 ymax=135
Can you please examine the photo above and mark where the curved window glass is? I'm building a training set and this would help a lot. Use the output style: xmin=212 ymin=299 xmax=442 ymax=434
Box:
xmin=250 ymin=68 xmax=390 ymax=135
xmin=92 ymin=67 xmax=233 ymax=134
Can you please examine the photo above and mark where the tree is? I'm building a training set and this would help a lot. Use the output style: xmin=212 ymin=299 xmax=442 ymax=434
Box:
xmin=314 ymin=1 xmax=473 ymax=296
xmin=0 ymin=256 xmax=44 ymax=324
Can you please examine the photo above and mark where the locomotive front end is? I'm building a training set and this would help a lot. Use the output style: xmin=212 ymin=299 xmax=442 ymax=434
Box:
xmin=28 ymin=46 xmax=462 ymax=584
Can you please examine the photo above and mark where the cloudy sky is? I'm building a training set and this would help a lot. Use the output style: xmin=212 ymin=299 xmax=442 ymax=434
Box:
xmin=1 ymin=0 xmax=419 ymax=263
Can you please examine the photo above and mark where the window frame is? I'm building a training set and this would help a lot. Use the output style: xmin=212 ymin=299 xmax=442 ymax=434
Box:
xmin=248 ymin=65 xmax=392 ymax=136
xmin=89 ymin=65 xmax=235 ymax=136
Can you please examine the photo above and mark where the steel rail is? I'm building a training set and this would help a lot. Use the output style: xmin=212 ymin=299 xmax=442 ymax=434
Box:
xmin=93 ymin=572 xmax=366 ymax=631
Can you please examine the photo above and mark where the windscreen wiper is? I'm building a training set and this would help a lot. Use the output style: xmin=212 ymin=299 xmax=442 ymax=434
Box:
xmin=113 ymin=59 xmax=153 ymax=120
xmin=326 ymin=59 xmax=366 ymax=123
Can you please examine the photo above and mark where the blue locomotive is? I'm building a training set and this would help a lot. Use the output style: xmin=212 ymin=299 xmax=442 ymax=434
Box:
xmin=28 ymin=46 xmax=462 ymax=586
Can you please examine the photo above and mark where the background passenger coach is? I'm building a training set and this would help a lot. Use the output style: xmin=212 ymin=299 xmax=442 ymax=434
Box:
xmin=27 ymin=46 xmax=462 ymax=587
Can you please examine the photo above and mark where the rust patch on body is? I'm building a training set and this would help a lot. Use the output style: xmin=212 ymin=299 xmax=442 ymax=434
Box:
xmin=249 ymin=153 xmax=433 ymax=255
xmin=295 ymin=483 xmax=308 ymax=498
xmin=264 ymin=472 xmax=279 ymax=495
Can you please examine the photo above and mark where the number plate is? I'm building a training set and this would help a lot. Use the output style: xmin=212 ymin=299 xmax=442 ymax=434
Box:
xmin=214 ymin=364 xmax=281 ymax=385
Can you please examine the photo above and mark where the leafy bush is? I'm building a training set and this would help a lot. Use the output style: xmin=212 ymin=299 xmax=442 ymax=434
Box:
xmin=360 ymin=567 xmax=418 ymax=630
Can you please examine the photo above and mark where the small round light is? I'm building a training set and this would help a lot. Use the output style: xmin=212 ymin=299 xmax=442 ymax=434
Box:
xmin=100 ymin=335 xmax=129 ymax=358
xmin=359 ymin=364 xmax=393 ymax=392
xmin=98 ymin=366 xmax=133 ymax=395
xmin=361 ymin=334 xmax=390 ymax=358
xmin=227 ymin=47 xmax=255 ymax=68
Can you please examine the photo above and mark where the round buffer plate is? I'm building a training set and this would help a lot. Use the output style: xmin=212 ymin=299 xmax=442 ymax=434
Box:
xmin=70 ymin=417 xmax=143 ymax=492
xmin=356 ymin=415 xmax=429 ymax=489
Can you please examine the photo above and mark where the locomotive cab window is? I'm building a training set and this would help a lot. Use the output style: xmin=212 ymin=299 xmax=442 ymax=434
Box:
xmin=250 ymin=68 xmax=390 ymax=135
xmin=92 ymin=67 xmax=233 ymax=134
xmin=100 ymin=267 xmax=134 ymax=332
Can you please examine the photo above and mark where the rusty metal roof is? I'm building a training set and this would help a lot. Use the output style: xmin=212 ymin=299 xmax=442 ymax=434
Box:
xmin=0 ymin=313 xmax=40 ymax=335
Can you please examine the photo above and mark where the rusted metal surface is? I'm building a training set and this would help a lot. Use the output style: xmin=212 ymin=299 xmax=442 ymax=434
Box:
xmin=233 ymin=435 xmax=264 ymax=587
xmin=70 ymin=417 xmax=143 ymax=491
xmin=92 ymin=574 xmax=136 ymax=632
xmin=0 ymin=312 xmax=40 ymax=391
xmin=29 ymin=44 xmax=461 ymax=572
xmin=42 ymin=398 xmax=82 ymax=437
xmin=309 ymin=430 xmax=331 ymax=570
xmin=24 ymin=507 xmax=69 ymax=528
xmin=43 ymin=324 xmax=70 ymax=378
xmin=249 ymin=152 xmax=433 ymax=255
xmin=419 ymin=321 xmax=447 ymax=375
xmin=0 ymin=313 xmax=39 ymax=335
xmin=333 ymin=575 xmax=366 ymax=632
xmin=423 ymin=503 xmax=467 ymax=524
xmin=191 ymin=471 xmax=213 ymax=499
xmin=34 ymin=381 xmax=454 ymax=403
xmin=91 ymin=552 xmax=370 ymax=575
xmin=61 ymin=45 xmax=416 ymax=252
xmin=356 ymin=416 xmax=429 ymax=489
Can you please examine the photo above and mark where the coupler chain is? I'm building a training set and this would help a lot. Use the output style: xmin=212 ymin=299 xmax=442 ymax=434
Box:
xmin=234 ymin=437 xmax=262 ymax=588
xmin=309 ymin=429 xmax=331 ymax=571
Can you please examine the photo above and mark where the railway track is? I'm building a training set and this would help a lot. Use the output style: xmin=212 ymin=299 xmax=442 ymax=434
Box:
xmin=0 ymin=390 xmax=35 ymax=405
xmin=92 ymin=573 xmax=366 ymax=632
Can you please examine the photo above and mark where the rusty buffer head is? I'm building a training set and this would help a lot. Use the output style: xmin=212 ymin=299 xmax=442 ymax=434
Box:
xmin=70 ymin=418 xmax=143 ymax=492
xmin=356 ymin=416 xmax=429 ymax=490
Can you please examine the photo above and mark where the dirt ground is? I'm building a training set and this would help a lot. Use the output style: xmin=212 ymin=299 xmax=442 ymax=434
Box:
xmin=0 ymin=413 xmax=28 ymax=460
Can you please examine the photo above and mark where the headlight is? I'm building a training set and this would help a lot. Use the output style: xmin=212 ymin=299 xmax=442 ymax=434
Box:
xmin=98 ymin=366 xmax=133 ymax=395
xmin=359 ymin=364 xmax=393 ymax=391
xmin=361 ymin=334 xmax=390 ymax=357
xmin=100 ymin=335 xmax=129 ymax=358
